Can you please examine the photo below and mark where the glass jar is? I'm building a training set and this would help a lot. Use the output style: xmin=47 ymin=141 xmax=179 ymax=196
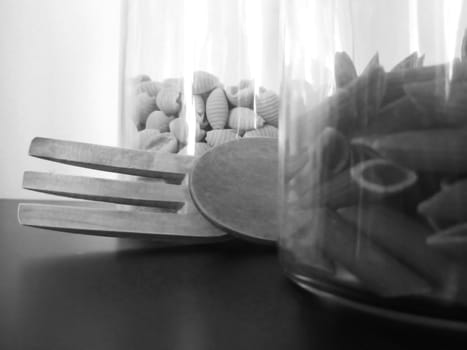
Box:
xmin=120 ymin=0 xmax=282 ymax=159
xmin=279 ymin=0 xmax=467 ymax=327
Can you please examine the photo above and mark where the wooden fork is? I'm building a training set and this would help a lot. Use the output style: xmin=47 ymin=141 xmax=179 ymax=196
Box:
xmin=18 ymin=137 xmax=279 ymax=245
xmin=18 ymin=137 xmax=229 ymax=243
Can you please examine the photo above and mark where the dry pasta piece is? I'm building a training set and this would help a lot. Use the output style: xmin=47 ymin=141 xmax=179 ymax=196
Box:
xmin=206 ymin=87 xmax=229 ymax=129
xmin=228 ymin=107 xmax=264 ymax=132
xmin=255 ymin=87 xmax=279 ymax=127
xmin=206 ymin=129 xmax=239 ymax=147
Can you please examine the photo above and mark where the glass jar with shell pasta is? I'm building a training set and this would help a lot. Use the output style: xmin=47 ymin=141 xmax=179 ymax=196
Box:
xmin=120 ymin=0 xmax=282 ymax=159
xmin=279 ymin=0 xmax=467 ymax=329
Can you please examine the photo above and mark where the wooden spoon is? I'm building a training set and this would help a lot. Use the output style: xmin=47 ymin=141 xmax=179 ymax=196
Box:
xmin=190 ymin=137 xmax=278 ymax=244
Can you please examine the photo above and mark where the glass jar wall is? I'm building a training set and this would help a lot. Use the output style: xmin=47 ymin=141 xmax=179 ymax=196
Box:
xmin=279 ymin=0 xmax=467 ymax=327
xmin=120 ymin=0 xmax=282 ymax=158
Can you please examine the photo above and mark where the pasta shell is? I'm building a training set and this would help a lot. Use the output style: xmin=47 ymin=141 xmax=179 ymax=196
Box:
xmin=178 ymin=95 xmax=208 ymax=129
xmin=255 ymin=87 xmax=279 ymax=127
xmin=206 ymin=129 xmax=239 ymax=147
xmin=146 ymin=132 xmax=178 ymax=153
xmin=225 ymin=79 xmax=254 ymax=107
xmin=138 ymin=129 xmax=177 ymax=153
xmin=195 ymin=142 xmax=211 ymax=155
xmin=130 ymin=74 xmax=151 ymax=86
xmin=145 ymin=111 xmax=175 ymax=132
xmin=228 ymin=107 xmax=264 ymax=132
xmin=136 ymin=81 xmax=163 ymax=97
xmin=206 ymin=87 xmax=229 ymax=129
xmin=198 ymin=114 xmax=211 ymax=130
xmin=138 ymin=129 xmax=160 ymax=149
xmin=163 ymin=77 xmax=184 ymax=92
xmin=192 ymin=71 xmax=221 ymax=94
xmin=178 ymin=142 xmax=212 ymax=157
xmin=169 ymin=118 xmax=204 ymax=145
xmin=156 ymin=87 xmax=182 ymax=116
xmin=243 ymin=125 xmax=278 ymax=138
xmin=197 ymin=128 xmax=206 ymax=142
xmin=193 ymin=95 xmax=205 ymax=122
xmin=169 ymin=118 xmax=187 ymax=144
xmin=132 ymin=93 xmax=158 ymax=130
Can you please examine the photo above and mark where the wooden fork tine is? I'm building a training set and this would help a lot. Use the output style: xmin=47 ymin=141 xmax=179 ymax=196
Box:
xmin=18 ymin=203 xmax=229 ymax=242
xmin=29 ymin=137 xmax=195 ymax=182
xmin=23 ymin=171 xmax=187 ymax=210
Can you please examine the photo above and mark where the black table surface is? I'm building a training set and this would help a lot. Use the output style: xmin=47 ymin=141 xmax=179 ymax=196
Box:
xmin=1 ymin=199 xmax=467 ymax=349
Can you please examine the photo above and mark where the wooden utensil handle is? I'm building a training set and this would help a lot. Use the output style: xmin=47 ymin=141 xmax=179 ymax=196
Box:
xmin=18 ymin=203 xmax=228 ymax=242
xmin=29 ymin=137 xmax=194 ymax=182
xmin=23 ymin=171 xmax=188 ymax=210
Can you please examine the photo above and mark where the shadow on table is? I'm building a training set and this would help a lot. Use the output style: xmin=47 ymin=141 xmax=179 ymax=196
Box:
xmin=16 ymin=239 xmax=467 ymax=350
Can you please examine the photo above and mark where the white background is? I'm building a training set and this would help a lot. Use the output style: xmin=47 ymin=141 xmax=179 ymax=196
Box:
xmin=0 ymin=0 xmax=121 ymax=198
xmin=1 ymin=0 xmax=467 ymax=198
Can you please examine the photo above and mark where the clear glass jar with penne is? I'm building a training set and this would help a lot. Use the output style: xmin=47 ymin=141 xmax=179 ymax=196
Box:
xmin=279 ymin=0 xmax=467 ymax=327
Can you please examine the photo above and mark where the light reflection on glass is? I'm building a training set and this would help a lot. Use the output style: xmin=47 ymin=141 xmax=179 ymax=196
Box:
xmin=443 ymin=0 xmax=463 ymax=95
xmin=249 ymin=0 xmax=263 ymax=129
xmin=183 ymin=0 xmax=203 ymax=156
xmin=409 ymin=0 xmax=420 ymax=55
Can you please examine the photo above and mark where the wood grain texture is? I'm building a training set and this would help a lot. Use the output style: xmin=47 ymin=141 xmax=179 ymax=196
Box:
xmin=29 ymin=137 xmax=194 ymax=182
xmin=23 ymin=171 xmax=187 ymax=210
xmin=18 ymin=203 xmax=228 ymax=242
xmin=190 ymin=138 xmax=278 ymax=244
xmin=23 ymin=137 xmax=281 ymax=244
